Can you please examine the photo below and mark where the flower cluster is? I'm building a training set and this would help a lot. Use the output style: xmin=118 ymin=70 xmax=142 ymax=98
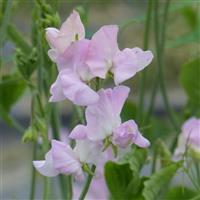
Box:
xmin=33 ymin=10 xmax=153 ymax=180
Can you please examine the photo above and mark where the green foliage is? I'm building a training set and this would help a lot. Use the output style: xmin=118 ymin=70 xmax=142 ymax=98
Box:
xmin=180 ymin=58 xmax=200 ymax=109
xmin=0 ymin=74 xmax=26 ymax=113
xmin=166 ymin=186 xmax=199 ymax=200
xmin=120 ymin=148 xmax=148 ymax=177
xmin=167 ymin=30 xmax=200 ymax=48
xmin=121 ymin=100 xmax=137 ymax=122
xmin=15 ymin=48 xmax=38 ymax=80
xmin=105 ymin=161 xmax=142 ymax=200
xmin=142 ymin=163 xmax=181 ymax=200
xmin=7 ymin=24 xmax=32 ymax=53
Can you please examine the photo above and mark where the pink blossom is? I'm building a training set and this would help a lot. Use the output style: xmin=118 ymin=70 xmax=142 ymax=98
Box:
xmin=46 ymin=10 xmax=85 ymax=62
xmin=33 ymin=139 xmax=102 ymax=179
xmin=70 ymin=86 xmax=150 ymax=148
xmin=86 ymin=26 xmax=153 ymax=83
xmin=49 ymin=39 xmax=99 ymax=106
xmin=174 ymin=117 xmax=200 ymax=160
xmin=113 ymin=120 xmax=150 ymax=148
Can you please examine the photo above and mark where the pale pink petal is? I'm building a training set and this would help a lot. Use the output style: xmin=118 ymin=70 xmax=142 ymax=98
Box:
xmin=113 ymin=48 xmax=153 ymax=85
xmin=51 ymin=140 xmax=82 ymax=176
xmin=60 ymin=69 xmax=99 ymax=106
xmin=60 ymin=10 xmax=85 ymax=40
xmin=74 ymin=140 xmax=103 ymax=164
xmin=48 ymin=49 xmax=59 ymax=62
xmin=70 ymin=125 xmax=87 ymax=139
xmin=33 ymin=150 xmax=59 ymax=177
xmin=86 ymin=25 xmax=119 ymax=78
xmin=112 ymin=120 xmax=150 ymax=148
xmin=85 ymin=86 xmax=129 ymax=141
xmin=45 ymin=28 xmax=59 ymax=49
xmin=49 ymin=75 xmax=66 ymax=102
xmin=57 ymin=39 xmax=94 ymax=81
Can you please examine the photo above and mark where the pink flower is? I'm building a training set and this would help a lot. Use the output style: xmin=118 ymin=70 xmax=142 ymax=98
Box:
xmin=86 ymin=25 xmax=153 ymax=84
xmin=46 ymin=10 xmax=85 ymax=62
xmin=113 ymin=120 xmax=150 ymax=148
xmin=70 ymin=86 xmax=150 ymax=148
xmin=33 ymin=139 xmax=102 ymax=179
xmin=174 ymin=117 xmax=200 ymax=160
xmin=49 ymin=39 xmax=99 ymax=106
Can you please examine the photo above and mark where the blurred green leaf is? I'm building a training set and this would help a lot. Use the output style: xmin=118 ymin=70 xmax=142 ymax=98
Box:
xmin=167 ymin=30 xmax=200 ymax=48
xmin=181 ymin=6 xmax=199 ymax=30
xmin=180 ymin=58 xmax=200 ymax=108
xmin=7 ymin=24 xmax=32 ymax=53
xmin=142 ymin=163 xmax=181 ymax=200
xmin=166 ymin=186 xmax=198 ymax=200
xmin=0 ymin=74 xmax=26 ymax=112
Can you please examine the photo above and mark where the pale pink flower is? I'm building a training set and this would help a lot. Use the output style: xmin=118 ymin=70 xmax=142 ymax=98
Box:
xmin=49 ymin=39 xmax=99 ymax=106
xmin=33 ymin=139 xmax=102 ymax=179
xmin=86 ymin=25 xmax=153 ymax=84
xmin=174 ymin=117 xmax=200 ymax=160
xmin=70 ymin=86 xmax=150 ymax=148
xmin=46 ymin=10 xmax=85 ymax=62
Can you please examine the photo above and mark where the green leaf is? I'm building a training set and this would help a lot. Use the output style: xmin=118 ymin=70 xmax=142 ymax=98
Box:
xmin=120 ymin=148 xmax=148 ymax=177
xmin=142 ymin=163 xmax=181 ymax=200
xmin=0 ymin=74 xmax=26 ymax=112
xmin=7 ymin=24 xmax=32 ymax=53
xmin=179 ymin=58 xmax=200 ymax=108
xmin=104 ymin=162 xmax=134 ymax=200
xmin=166 ymin=186 xmax=198 ymax=200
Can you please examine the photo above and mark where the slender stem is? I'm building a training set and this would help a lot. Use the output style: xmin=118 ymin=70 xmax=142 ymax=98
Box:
xmin=30 ymin=143 xmax=37 ymax=200
xmin=154 ymin=0 xmax=180 ymax=133
xmin=43 ymin=177 xmax=50 ymax=200
xmin=138 ymin=0 xmax=153 ymax=124
xmin=50 ymin=104 xmax=73 ymax=200
xmin=79 ymin=165 xmax=96 ymax=200
xmin=0 ymin=0 xmax=12 ymax=45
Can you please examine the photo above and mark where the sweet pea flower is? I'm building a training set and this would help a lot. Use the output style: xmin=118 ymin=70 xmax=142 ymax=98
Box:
xmin=46 ymin=10 xmax=85 ymax=62
xmin=70 ymin=86 xmax=150 ymax=149
xmin=174 ymin=117 xmax=200 ymax=160
xmin=33 ymin=139 xmax=102 ymax=180
xmin=49 ymin=39 xmax=99 ymax=106
xmin=86 ymin=25 xmax=153 ymax=84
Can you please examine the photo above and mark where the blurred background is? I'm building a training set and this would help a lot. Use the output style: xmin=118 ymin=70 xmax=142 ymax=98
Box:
xmin=1 ymin=0 xmax=199 ymax=199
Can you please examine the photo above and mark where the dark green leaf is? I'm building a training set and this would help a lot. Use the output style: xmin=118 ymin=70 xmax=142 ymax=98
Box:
xmin=105 ymin=162 xmax=134 ymax=200
xmin=0 ymin=74 xmax=26 ymax=112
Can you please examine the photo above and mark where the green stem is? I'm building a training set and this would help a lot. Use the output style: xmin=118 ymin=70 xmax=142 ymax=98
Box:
xmin=138 ymin=0 xmax=153 ymax=123
xmin=0 ymin=0 xmax=12 ymax=46
xmin=30 ymin=143 xmax=37 ymax=200
xmin=154 ymin=0 xmax=180 ymax=133
xmin=79 ymin=165 xmax=96 ymax=200
xmin=43 ymin=177 xmax=50 ymax=200
xmin=50 ymin=104 xmax=73 ymax=200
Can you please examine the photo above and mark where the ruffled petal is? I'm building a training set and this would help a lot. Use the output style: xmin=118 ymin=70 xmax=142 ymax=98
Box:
xmin=60 ymin=69 xmax=99 ymax=106
xmin=87 ymin=25 xmax=119 ymax=78
xmin=113 ymin=48 xmax=153 ymax=85
xmin=33 ymin=150 xmax=59 ymax=177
